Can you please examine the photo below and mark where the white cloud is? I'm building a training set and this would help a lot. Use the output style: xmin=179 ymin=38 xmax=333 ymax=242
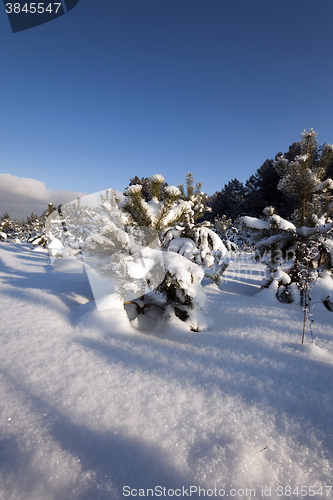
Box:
xmin=0 ymin=174 xmax=87 ymax=220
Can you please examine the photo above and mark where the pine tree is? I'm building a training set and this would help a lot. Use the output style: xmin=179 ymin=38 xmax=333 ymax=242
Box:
xmin=46 ymin=197 xmax=95 ymax=254
xmin=24 ymin=213 xmax=45 ymax=245
xmin=126 ymin=175 xmax=169 ymax=202
xmin=122 ymin=174 xmax=192 ymax=235
xmin=0 ymin=212 xmax=11 ymax=240
xmin=242 ymin=202 xmax=333 ymax=311
xmin=214 ymin=215 xmax=238 ymax=252
xmin=93 ymin=184 xmax=207 ymax=329
xmin=46 ymin=181 xmax=207 ymax=330
xmin=0 ymin=213 xmax=24 ymax=241
xmin=157 ymin=174 xmax=230 ymax=284
xmin=274 ymin=128 xmax=333 ymax=227
xmin=244 ymin=159 xmax=295 ymax=219
xmin=178 ymin=172 xmax=211 ymax=223
xmin=214 ymin=215 xmax=232 ymax=240
xmin=268 ymin=129 xmax=333 ymax=310
xmin=83 ymin=190 xmax=165 ymax=302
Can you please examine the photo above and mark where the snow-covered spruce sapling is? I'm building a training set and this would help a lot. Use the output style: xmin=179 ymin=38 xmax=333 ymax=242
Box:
xmin=46 ymin=189 xmax=166 ymax=320
xmin=0 ymin=212 xmax=24 ymax=242
xmin=176 ymin=172 xmax=213 ymax=243
xmin=290 ymin=238 xmax=332 ymax=343
xmin=219 ymin=216 xmax=254 ymax=253
xmin=31 ymin=203 xmax=59 ymax=247
xmin=121 ymin=175 xmax=209 ymax=328
xmin=241 ymin=206 xmax=296 ymax=300
xmin=46 ymin=198 xmax=89 ymax=257
xmin=126 ymin=174 xmax=169 ymax=202
xmin=161 ymin=174 xmax=230 ymax=285
xmin=214 ymin=215 xmax=238 ymax=252
xmin=158 ymin=172 xmax=212 ymax=243
xmin=241 ymin=129 xmax=333 ymax=307
xmin=297 ymin=241 xmax=318 ymax=344
xmin=275 ymin=129 xmax=333 ymax=307
xmin=214 ymin=215 xmax=232 ymax=240
xmin=122 ymin=175 xmax=192 ymax=235
xmin=155 ymin=252 xmax=206 ymax=330
xmin=177 ymin=172 xmax=211 ymax=232
xmin=242 ymin=207 xmax=333 ymax=309
xmin=73 ymin=181 xmax=207 ymax=330
xmin=0 ymin=212 xmax=11 ymax=241
xmin=0 ymin=210 xmax=47 ymax=244
xmin=25 ymin=209 xmax=49 ymax=247
xmin=162 ymin=224 xmax=229 ymax=286
xmin=83 ymin=190 xmax=165 ymax=305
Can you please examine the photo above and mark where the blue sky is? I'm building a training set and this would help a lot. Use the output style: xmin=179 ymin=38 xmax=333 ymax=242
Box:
xmin=1 ymin=0 xmax=333 ymax=217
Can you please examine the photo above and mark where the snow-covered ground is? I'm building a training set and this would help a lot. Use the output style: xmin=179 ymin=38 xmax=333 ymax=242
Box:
xmin=0 ymin=242 xmax=332 ymax=500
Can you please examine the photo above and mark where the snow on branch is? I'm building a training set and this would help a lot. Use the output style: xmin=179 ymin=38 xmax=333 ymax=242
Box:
xmin=241 ymin=216 xmax=270 ymax=230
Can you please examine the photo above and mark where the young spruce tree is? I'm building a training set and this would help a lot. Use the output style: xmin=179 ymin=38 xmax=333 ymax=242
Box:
xmin=242 ymin=129 xmax=333 ymax=314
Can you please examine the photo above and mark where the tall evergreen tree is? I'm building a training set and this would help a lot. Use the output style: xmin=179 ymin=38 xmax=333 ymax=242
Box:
xmin=208 ymin=178 xmax=246 ymax=221
xmin=244 ymin=159 xmax=295 ymax=219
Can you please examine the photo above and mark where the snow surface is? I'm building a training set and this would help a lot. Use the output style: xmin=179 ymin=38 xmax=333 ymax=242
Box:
xmin=0 ymin=244 xmax=333 ymax=500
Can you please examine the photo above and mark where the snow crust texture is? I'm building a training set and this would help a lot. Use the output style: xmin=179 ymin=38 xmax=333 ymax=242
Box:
xmin=0 ymin=244 xmax=333 ymax=500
